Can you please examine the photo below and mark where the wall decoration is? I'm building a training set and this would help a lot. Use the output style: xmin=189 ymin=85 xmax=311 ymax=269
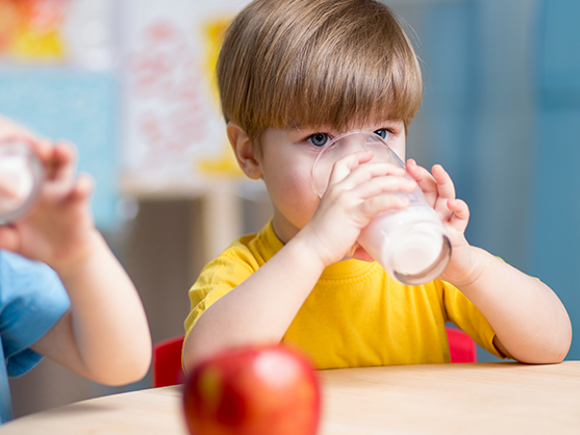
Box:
xmin=120 ymin=0 xmax=252 ymax=196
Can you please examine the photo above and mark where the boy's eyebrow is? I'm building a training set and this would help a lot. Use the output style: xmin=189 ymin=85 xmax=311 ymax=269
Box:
xmin=291 ymin=120 xmax=404 ymax=132
xmin=289 ymin=125 xmax=335 ymax=136
xmin=289 ymin=123 xmax=342 ymax=131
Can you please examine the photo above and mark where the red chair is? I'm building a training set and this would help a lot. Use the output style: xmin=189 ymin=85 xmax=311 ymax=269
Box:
xmin=152 ymin=327 xmax=476 ymax=387
xmin=446 ymin=326 xmax=477 ymax=363
xmin=152 ymin=335 xmax=186 ymax=388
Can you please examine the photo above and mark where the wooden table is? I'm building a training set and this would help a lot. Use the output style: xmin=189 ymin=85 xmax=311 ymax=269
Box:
xmin=1 ymin=362 xmax=578 ymax=434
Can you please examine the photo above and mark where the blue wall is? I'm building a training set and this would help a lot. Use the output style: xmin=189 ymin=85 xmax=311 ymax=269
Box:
xmin=0 ymin=68 xmax=120 ymax=229
xmin=389 ymin=0 xmax=578 ymax=361
xmin=530 ymin=0 xmax=580 ymax=360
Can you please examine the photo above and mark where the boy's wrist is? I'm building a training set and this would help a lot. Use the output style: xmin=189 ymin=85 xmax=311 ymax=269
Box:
xmin=50 ymin=229 xmax=107 ymax=279
xmin=285 ymin=228 xmax=330 ymax=273
xmin=445 ymin=246 xmax=487 ymax=290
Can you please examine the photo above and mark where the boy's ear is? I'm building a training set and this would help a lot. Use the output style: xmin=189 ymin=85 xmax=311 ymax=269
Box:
xmin=227 ymin=122 xmax=262 ymax=180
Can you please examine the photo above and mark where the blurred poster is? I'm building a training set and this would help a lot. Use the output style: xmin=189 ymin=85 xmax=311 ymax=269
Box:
xmin=0 ymin=0 xmax=116 ymax=69
xmin=0 ymin=0 xmax=69 ymax=61
xmin=121 ymin=0 xmax=251 ymax=196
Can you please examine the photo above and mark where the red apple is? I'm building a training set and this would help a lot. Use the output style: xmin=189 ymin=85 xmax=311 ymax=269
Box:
xmin=182 ymin=344 xmax=321 ymax=435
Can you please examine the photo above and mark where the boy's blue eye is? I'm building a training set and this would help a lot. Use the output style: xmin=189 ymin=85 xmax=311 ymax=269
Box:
xmin=308 ymin=133 xmax=330 ymax=147
xmin=374 ymin=129 xmax=389 ymax=140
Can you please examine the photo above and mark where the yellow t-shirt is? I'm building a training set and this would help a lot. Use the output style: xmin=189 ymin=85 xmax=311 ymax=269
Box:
xmin=185 ymin=220 xmax=502 ymax=369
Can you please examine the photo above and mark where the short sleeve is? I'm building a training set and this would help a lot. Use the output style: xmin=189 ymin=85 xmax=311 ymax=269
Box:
xmin=184 ymin=250 xmax=257 ymax=340
xmin=0 ymin=251 xmax=71 ymax=377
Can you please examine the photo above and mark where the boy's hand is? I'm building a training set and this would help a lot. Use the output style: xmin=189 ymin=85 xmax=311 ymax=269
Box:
xmin=299 ymin=150 xmax=417 ymax=267
xmin=0 ymin=118 xmax=96 ymax=273
xmin=405 ymin=159 xmax=478 ymax=285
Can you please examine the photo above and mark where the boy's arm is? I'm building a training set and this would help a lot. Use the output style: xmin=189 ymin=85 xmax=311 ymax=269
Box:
xmin=184 ymin=151 xmax=416 ymax=367
xmin=30 ymin=230 xmax=152 ymax=386
xmin=406 ymin=159 xmax=571 ymax=363
xmin=184 ymin=231 xmax=327 ymax=367
xmin=451 ymin=248 xmax=571 ymax=363
xmin=0 ymin=118 xmax=151 ymax=385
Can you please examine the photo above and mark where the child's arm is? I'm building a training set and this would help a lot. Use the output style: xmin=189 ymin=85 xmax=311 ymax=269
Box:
xmin=184 ymin=150 xmax=417 ymax=366
xmin=0 ymin=119 xmax=151 ymax=385
xmin=29 ymin=229 xmax=152 ymax=386
xmin=406 ymin=159 xmax=572 ymax=363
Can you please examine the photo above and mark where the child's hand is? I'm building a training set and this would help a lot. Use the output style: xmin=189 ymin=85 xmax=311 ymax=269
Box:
xmin=299 ymin=150 xmax=417 ymax=267
xmin=405 ymin=159 xmax=477 ymax=285
xmin=0 ymin=120 xmax=96 ymax=273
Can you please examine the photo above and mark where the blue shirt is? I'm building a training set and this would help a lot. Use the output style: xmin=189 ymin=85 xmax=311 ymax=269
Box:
xmin=0 ymin=251 xmax=70 ymax=423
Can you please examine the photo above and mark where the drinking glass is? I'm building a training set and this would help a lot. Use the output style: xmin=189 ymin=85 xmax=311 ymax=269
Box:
xmin=312 ymin=131 xmax=451 ymax=285
xmin=0 ymin=140 xmax=43 ymax=223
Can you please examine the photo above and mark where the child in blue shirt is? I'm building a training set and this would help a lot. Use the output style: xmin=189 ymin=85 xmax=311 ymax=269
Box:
xmin=0 ymin=116 xmax=152 ymax=423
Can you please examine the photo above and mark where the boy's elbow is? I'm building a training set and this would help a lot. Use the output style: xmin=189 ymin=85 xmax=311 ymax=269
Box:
xmin=543 ymin=324 xmax=573 ymax=364
xmin=123 ymin=354 xmax=152 ymax=385
xmin=94 ymin=361 xmax=151 ymax=387
xmin=515 ymin=352 xmax=567 ymax=365
xmin=513 ymin=335 xmax=571 ymax=365
xmin=92 ymin=344 xmax=153 ymax=386
xmin=548 ymin=334 xmax=572 ymax=364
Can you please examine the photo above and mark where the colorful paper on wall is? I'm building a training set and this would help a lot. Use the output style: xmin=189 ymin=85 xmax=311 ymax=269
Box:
xmin=0 ymin=0 xmax=116 ymax=70
xmin=121 ymin=0 xmax=252 ymax=195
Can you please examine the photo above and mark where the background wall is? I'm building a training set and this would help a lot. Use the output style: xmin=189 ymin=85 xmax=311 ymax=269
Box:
xmin=530 ymin=0 xmax=580 ymax=362
xmin=393 ymin=0 xmax=539 ymax=362
xmin=2 ymin=0 xmax=579 ymax=419
xmin=394 ymin=0 xmax=579 ymax=362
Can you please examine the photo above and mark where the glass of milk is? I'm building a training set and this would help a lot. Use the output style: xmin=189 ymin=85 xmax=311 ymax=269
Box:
xmin=0 ymin=140 xmax=44 ymax=224
xmin=312 ymin=131 xmax=451 ymax=285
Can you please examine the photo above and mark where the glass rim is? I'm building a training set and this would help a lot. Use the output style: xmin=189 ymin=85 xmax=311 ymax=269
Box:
xmin=311 ymin=130 xmax=392 ymax=198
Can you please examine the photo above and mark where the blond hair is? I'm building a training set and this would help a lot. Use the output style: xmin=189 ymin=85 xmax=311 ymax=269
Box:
xmin=217 ymin=0 xmax=422 ymax=150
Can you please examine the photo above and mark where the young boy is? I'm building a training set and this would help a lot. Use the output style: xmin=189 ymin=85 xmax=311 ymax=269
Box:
xmin=183 ymin=0 xmax=571 ymax=369
xmin=0 ymin=116 xmax=151 ymax=423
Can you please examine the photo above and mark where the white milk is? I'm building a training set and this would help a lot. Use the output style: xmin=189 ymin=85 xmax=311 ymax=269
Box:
xmin=0 ymin=143 xmax=40 ymax=222
xmin=358 ymin=203 xmax=450 ymax=284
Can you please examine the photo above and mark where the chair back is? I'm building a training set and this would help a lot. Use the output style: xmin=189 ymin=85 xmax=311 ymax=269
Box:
xmin=152 ymin=327 xmax=476 ymax=387
xmin=152 ymin=335 xmax=186 ymax=388
xmin=446 ymin=326 xmax=477 ymax=363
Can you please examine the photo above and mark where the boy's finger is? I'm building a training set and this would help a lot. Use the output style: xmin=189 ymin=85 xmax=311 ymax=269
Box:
xmin=406 ymin=159 xmax=437 ymax=196
xmin=447 ymin=198 xmax=469 ymax=231
xmin=40 ymin=141 xmax=78 ymax=201
xmin=340 ymin=161 xmax=407 ymax=191
xmin=0 ymin=116 xmax=35 ymax=141
xmin=358 ymin=193 xmax=410 ymax=218
xmin=0 ymin=117 xmax=52 ymax=160
xmin=350 ymin=175 xmax=416 ymax=200
xmin=431 ymin=164 xmax=456 ymax=201
xmin=70 ymin=174 xmax=94 ymax=201
xmin=46 ymin=141 xmax=76 ymax=180
xmin=330 ymin=153 xmax=412 ymax=196
xmin=328 ymin=150 xmax=374 ymax=186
